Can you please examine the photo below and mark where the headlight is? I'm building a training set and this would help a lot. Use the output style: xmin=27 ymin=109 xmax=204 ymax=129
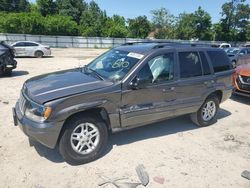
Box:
xmin=25 ymin=102 xmax=52 ymax=122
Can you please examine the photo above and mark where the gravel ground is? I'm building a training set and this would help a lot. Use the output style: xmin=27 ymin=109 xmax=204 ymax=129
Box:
xmin=0 ymin=48 xmax=249 ymax=188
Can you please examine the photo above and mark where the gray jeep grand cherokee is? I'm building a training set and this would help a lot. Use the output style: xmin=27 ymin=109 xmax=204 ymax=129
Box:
xmin=13 ymin=42 xmax=234 ymax=165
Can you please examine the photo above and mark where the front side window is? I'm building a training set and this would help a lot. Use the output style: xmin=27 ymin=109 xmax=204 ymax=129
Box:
xmin=86 ymin=49 xmax=141 ymax=81
xmin=179 ymin=52 xmax=202 ymax=78
xmin=14 ymin=42 xmax=25 ymax=47
xmin=137 ymin=53 xmax=174 ymax=84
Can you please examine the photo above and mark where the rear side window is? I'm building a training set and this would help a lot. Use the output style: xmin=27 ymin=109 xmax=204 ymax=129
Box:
xmin=199 ymin=52 xmax=211 ymax=75
xmin=207 ymin=50 xmax=231 ymax=73
xmin=179 ymin=52 xmax=202 ymax=78
xmin=25 ymin=42 xmax=39 ymax=46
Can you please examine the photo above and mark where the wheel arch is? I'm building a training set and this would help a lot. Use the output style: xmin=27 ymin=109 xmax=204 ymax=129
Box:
xmin=56 ymin=107 xmax=111 ymax=146
xmin=207 ymin=90 xmax=223 ymax=103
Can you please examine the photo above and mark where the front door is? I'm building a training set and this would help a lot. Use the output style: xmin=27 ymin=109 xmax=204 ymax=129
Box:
xmin=13 ymin=42 xmax=26 ymax=56
xmin=120 ymin=52 xmax=177 ymax=127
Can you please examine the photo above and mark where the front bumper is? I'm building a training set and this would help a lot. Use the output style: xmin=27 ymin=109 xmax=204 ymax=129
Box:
xmin=13 ymin=102 xmax=64 ymax=149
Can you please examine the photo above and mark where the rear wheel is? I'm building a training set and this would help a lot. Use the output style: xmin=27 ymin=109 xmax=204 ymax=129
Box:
xmin=34 ymin=51 xmax=44 ymax=58
xmin=59 ymin=114 xmax=108 ymax=165
xmin=190 ymin=95 xmax=219 ymax=127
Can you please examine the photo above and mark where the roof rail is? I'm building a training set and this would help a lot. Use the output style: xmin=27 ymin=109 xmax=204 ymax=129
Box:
xmin=122 ymin=40 xmax=212 ymax=48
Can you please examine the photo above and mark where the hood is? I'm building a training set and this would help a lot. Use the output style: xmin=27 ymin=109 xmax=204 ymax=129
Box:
xmin=236 ymin=64 xmax=250 ymax=76
xmin=24 ymin=69 xmax=113 ymax=104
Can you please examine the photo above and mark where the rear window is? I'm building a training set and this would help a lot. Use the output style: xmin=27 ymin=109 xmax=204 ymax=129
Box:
xmin=207 ymin=50 xmax=231 ymax=73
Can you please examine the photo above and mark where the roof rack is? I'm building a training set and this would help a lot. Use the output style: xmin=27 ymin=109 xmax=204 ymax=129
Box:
xmin=122 ymin=40 xmax=212 ymax=48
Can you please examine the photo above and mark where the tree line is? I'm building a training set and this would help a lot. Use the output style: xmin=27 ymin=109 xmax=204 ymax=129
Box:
xmin=0 ymin=0 xmax=249 ymax=42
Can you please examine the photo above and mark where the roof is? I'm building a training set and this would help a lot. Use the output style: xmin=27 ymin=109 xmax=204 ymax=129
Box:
xmin=115 ymin=42 xmax=223 ymax=55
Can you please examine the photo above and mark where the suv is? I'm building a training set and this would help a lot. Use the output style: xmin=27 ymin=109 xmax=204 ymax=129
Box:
xmin=0 ymin=41 xmax=17 ymax=76
xmin=13 ymin=42 xmax=234 ymax=165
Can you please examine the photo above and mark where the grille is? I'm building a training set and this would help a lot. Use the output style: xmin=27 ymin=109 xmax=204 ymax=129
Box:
xmin=19 ymin=93 xmax=26 ymax=115
xmin=237 ymin=77 xmax=250 ymax=91
xmin=240 ymin=75 xmax=250 ymax=84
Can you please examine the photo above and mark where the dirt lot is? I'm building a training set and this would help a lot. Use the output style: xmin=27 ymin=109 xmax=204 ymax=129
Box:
xmin=0 ymin=48 xmax=250 ymax=188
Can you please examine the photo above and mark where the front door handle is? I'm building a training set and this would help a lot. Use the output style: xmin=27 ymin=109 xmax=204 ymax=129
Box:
xmin=162 ymin=87 xmax=175 ymax=93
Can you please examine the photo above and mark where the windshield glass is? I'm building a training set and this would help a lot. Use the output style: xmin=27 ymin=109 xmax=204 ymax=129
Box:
xmin=226 ymin=48 xmax=240 ymax=55
xmin=85 ymin=49 xmax=142 ymax=81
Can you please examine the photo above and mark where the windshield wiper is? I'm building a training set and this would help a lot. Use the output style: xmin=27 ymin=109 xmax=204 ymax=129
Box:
xmin=83 ymin=66 xmax=104 ymax=80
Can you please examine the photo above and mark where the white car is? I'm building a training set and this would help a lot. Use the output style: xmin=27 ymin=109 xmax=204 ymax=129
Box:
xmin=11 ymin=41 xmax=51 ymax=58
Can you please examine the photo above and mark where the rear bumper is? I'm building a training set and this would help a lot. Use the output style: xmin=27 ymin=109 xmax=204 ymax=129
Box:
xmin=13 ymin=102 xmax=64 ymax=149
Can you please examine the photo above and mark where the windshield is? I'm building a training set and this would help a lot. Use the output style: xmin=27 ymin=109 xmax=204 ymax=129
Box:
xmin=226 ymin=48 xmax=240 ymax=55
xmin=85 ymin=49 xmax=142 ymax=81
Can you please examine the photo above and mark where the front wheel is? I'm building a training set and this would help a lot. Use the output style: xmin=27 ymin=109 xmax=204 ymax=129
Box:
xmin=190 ymin=95 xmax=219 ymax=127
xmin=59 ymin=114 xmax=108 ymax=165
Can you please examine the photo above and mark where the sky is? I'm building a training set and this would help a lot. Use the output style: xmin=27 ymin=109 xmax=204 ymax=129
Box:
xmin=84 ymin=0 xmax=250 ymax=23
xmin=30 ymin=0 xmax=250 ymax=23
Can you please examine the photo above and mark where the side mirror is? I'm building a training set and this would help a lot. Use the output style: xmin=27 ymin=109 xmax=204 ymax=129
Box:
xmin=128 ymin=76 xmax=152 ymax=90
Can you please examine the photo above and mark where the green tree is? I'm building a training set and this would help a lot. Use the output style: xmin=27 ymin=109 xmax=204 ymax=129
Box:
xmin=57 ymin=0 xmax=87 ymax=24
xmin=0 ymin=12 xmax=45 ymax=34
xmin=80 ymin=1 xmax=107 ymax=37
xmin=193 ymin=6 xmax=212 ymax=40
xmin=128 ymin=16 xmax=151 ymax=38
xmin=175 ymin=7 xmax=212 ymax=40
xmin=44 ymin=15 xmax=78 ymax=35
xmin=37 ymin=0 xmax=57 ymax=16
xmin=176 ymin=13 xmax=196 ymax=40
xmin=219 ymin=0 xmax=250 ymax=41
xmin=0 ymin=0 xmax=30 ymax=12
xmin=103 ymin=15 xmax=128 ymax=38
xmin=150 ymin=8 xmax=176 ymax=39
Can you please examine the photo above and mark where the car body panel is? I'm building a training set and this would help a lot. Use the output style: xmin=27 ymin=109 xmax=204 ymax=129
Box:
xmin=24 ymin=68 xmax=114 ymax=104
xmin=11 ymin=41 xmax=51 ymax=57
xmin=13 ymin=44 xmax=234 ymax=149
xmin=233 ymin=63 xmax=250 ymax=96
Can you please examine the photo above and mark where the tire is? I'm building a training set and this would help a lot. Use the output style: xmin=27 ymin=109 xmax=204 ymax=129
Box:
xmin=34 ymin=51 xmax=44 ymax=58
xmin=59 ymin=114 xmax=108 ymax=165
xmin=190 ymin=94 xmax=220 ymax=127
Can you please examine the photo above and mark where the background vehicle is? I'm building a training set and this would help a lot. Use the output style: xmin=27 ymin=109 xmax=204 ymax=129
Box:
xmin=0 ymin=41 xmax=17 ymax=76
xmin=11 ymin=41 xmax=51 ymax=58
xmin=226 ymin=47 xmax=250 ymax=67
xmin=233 ymin=63 xmax=250 ymax=97
xmin=13 ymin=42 xmax=234 ymax=165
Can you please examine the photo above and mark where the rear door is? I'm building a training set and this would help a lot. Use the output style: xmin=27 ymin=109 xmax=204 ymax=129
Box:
xmin=120 ymin=49 xmax=177 ymax=127
xmin=174 ymin=50 xmax=215 ymax=116
xmin=13 ymin=42 xmax=26 ymax=56
xmin=24 ymin=42 xmax=39 ymax=56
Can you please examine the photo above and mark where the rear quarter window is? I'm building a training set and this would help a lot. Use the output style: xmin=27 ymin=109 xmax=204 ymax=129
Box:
xmin=207 ymin=50 xmax=231 ymax=73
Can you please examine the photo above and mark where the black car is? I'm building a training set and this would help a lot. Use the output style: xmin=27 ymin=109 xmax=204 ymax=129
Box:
xmin=0 ymin=41 xmax=17 ymax=76
xmin=13 ymin=42 xmax=234 ymax=165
